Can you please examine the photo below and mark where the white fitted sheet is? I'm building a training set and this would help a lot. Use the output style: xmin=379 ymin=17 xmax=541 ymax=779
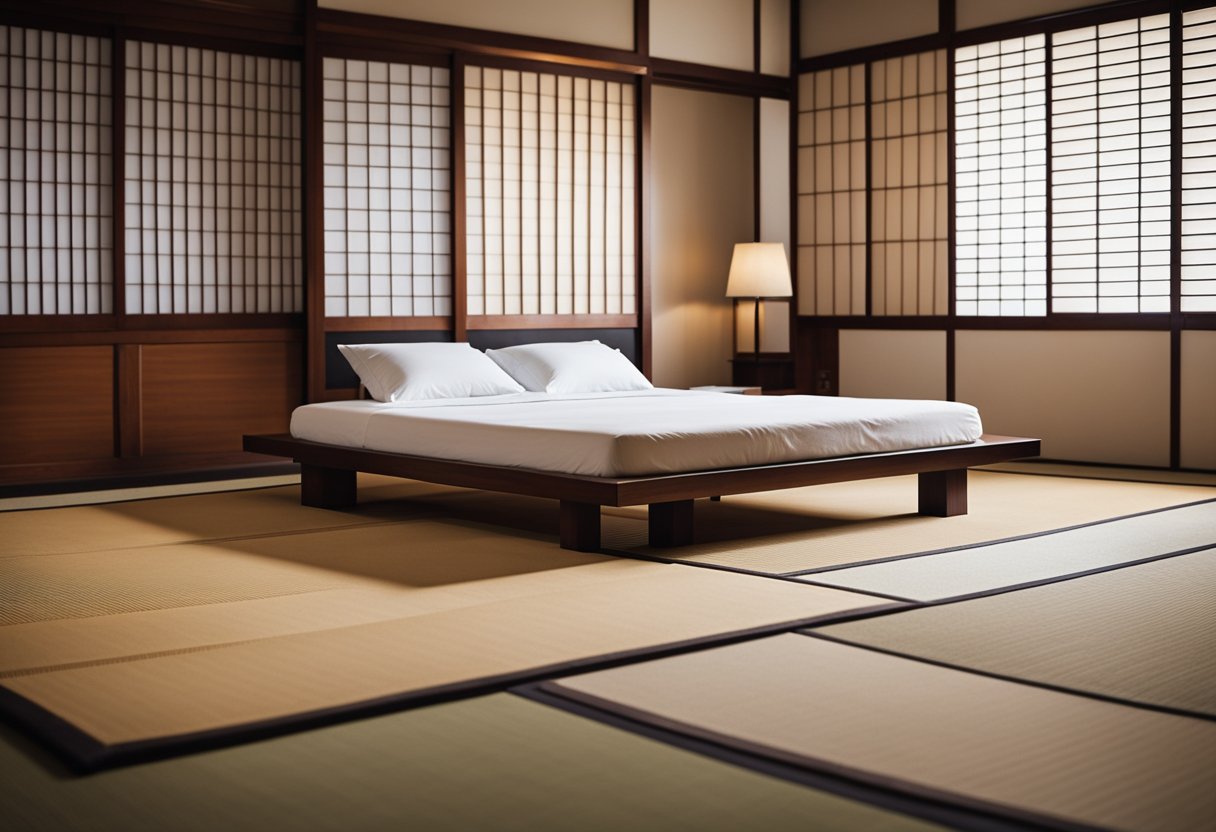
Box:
xmin=290 ymin=389 xmax=983 ymax=478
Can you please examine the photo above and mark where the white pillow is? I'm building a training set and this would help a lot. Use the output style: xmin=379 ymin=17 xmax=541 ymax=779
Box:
xmin=486 ymin=341 xmax=653 ymax=394
xmin=337 ymin=342 xmax=524 ymax=402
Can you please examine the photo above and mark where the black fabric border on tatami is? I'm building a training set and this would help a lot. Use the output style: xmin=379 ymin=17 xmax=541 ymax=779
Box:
xmin=526 ymin=680 xmax=1107 ymax=832
xmin=0 ymin=601 xmax=905 ymax=774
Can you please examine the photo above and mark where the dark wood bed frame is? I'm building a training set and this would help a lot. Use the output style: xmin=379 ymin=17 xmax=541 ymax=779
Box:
xmin=244 ymin=433 xmax=1040 ymax=551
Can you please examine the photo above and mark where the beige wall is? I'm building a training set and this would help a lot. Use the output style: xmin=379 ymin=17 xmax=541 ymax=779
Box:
xmin=839 ymin=330 xmax=947 ymax=399
xmin=802 ymin=0 xmax=1108 ymax=41
xmin=651 ymin=0 xmax=754 ymax=70
xmin=1181 ymin=331 xmax=1216 ymax=470
xmin=760 ymin=0 xmax=791 ymax=75
xmin=757 ymin=96 xmax=792 ymax=353
xmin=651 ymin=86 xmax=754 ymax=387
xmin=735 ymin=300 xmax=791 ymax=353
xmin=956 ymin=331 xmax=1172 ymax=467
xmin=801 ymin=0 xmax=938 ymax=58
xmin=318 ymin=0 xmax=634 ymax=49
xmin=957 ymin=0 xmax=1096 ymax=31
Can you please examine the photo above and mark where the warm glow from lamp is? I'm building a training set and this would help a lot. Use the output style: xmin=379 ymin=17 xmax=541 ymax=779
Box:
xmin=725 ymin=242 xmax=792 ymax=299
xmin=725 ymin=244 xmax=792 ymax=388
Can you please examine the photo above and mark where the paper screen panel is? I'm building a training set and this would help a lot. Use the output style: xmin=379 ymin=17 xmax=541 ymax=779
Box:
xmin=795 ymin=65 xmax=866 ymax=315
xmin=465 ymin=66 xmax=635 ymax=316
xmin=0 ymin=27 xmax=112 ymax=315
xmin=870 ymin=50 xmax=948 ymax=315
xmin=1182 ymin=6 xmax=1216 ymax=312
xmin=322 ymin=58 xmax=450 ymax=318
xmin=955 ymin=34 xmax=1048 ymax=316
xmin=1051 ymin=15 xmax=1171 ymax=314
xmin=124 ymin=43 xmax=301 ymax=315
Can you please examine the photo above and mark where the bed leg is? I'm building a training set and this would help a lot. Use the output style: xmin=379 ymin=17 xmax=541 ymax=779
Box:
xmin=649 ymin=500 xmax=695 ymax=547
xmin=300 ymin=464 xmax=357 ymax=509
xmin=559 ymin=501 xmax=602 ymax=552
xmin=918 ymin=469 xmax=968 ymax=517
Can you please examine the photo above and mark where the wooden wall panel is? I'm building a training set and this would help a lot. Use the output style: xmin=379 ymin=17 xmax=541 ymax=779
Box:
xmin=0 ymin=346 xmax=114 ymax=464
xmin=140 ymin=340 xmax=302 ymax=455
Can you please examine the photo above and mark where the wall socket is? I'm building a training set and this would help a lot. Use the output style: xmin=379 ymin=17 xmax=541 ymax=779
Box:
xmin=815 ymin=369 xmax=834 ymax=394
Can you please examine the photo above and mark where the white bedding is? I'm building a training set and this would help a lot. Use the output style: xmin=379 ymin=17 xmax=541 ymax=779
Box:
xmin=289 ymin=389 xmax=983 ymax=478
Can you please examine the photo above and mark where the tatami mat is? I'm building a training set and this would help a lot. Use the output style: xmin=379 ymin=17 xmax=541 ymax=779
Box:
xmin=809 ymin=499 xmax=1216 ymax=602
xmin=0 ymin=476 xmax=469 ymax=558
xmin=0 ymin=693 xmax=941 ymax=832
xmin=601 ymin=471 xmax=1214 ymax=574
xmin=814 ymin=549 xmax=1216 ymax=718
xmin=0 ymin=515 xmax=886 ymax=767
xmin=545 ymin=635 xmax=1216 ymax=832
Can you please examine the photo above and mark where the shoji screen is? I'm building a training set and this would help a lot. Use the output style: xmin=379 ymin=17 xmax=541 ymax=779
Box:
xmin=322 ymin=59 xmax=451 ymax=318
xmin=870 ymin=50 xmax=949 ymax=315
xmin=124 ymin=43 xmax=301 ymax=314
xmin=1051 ymin=15 xmax=1170 ymax=314
xmin=1183 ymin=7 xmax=1216 ymax=312
xmin=796 ymin=65 xmax=866 ymax=315
xmin=954 ymin=34 xmax=1047 ymax=316
xmin=464 ymin=66 xmax=635 ymax=317
xmin=1 ymin=26 xmax=112 ymax=315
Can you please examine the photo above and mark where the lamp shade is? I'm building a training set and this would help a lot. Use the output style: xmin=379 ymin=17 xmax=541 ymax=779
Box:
xmin=725 ymin=242 xmax=792 ymax=298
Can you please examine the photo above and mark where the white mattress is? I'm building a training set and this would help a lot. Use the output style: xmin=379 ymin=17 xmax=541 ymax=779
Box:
xmin=289 ymin=389 xmax=983 ymax=478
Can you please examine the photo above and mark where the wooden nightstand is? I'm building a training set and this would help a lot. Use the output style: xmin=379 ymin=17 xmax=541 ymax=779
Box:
xmin=689 ymin=385 xmax=762 ymax=395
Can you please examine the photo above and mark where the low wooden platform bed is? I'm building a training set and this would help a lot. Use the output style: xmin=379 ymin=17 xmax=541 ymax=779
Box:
xmin=246 ymin=343 xmax=1039 ymax=551
xmin=244 ymin=431 xmax=1041 ymax=551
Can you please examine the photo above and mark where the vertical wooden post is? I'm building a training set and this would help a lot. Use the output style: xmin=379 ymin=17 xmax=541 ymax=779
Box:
xmin=918 ymin=468 xmax=967 ymax=517
xmin=559 ymin=500 xmax=602 ymax=551
xmin=649 ymin=499 xmax=694 ymax=546
xmin=301 ymin=464 xmax=357 ymax=508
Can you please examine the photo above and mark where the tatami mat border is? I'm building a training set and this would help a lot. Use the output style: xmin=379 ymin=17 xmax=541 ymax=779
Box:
xmin=782 ymin=496 xmax=1216 ymax=578
xmin=833 ymin=542 xmax=1216 ymax=606
xmin=0 ymin=603 xmax=905 ymax=773
xmin=514 ymin=685 xmax=1033 ymax=832
xmin=596 ymin=544 xmax=916 ymax=602
xmin=0 ymin=481 xmax=302 ymax=514
xmin=978 ymin=463 xmax=1216 ymax=487
xmin=531 ymin=680 xmax=1105 ymax=832
xmin=797 ymin=631 xmax=1216 ymax=722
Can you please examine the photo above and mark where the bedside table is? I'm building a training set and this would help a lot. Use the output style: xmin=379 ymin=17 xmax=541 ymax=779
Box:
xmin=689 ymin=385 xmax=762 ymax=395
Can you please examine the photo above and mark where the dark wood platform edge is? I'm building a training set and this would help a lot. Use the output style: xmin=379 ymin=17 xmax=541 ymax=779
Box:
xmin=242 ymin=434 xmax=1041 ymax=551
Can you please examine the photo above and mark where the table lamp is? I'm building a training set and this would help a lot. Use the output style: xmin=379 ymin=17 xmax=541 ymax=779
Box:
xmin=725 ymin=242 xmax=792 ymax=384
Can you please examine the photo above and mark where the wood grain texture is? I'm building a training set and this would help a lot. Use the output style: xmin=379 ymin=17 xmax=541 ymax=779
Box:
xmin=0 ymin=346 xmax=115 ymax=465
xmin=245 ymin=433 xmax=1039 ymax=549
xmin=918 ymin=468 xmax=967 ymax=516
xmin=116 ymin=344 xmax=143 ymax=458
xmin=142 ymin=341 xmax=303 ymax=456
